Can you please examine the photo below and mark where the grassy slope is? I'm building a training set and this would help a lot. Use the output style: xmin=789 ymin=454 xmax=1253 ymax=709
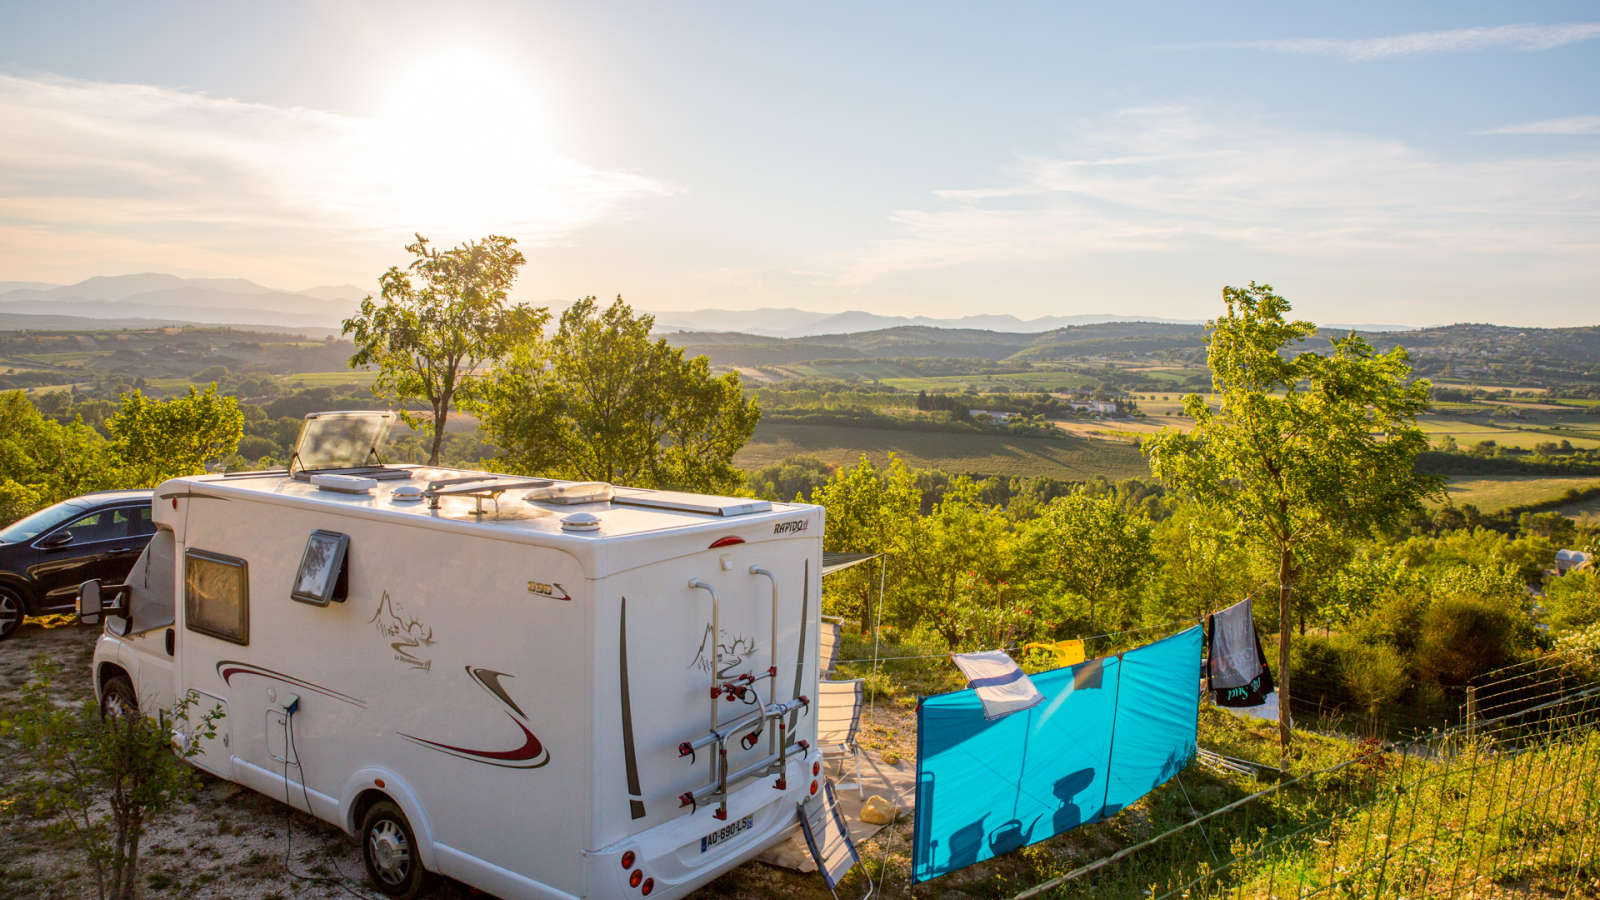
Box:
xmin=734 ymin=422 xmax=1151 ymax=479
xmin=1438 ymin=474 xmax=1600 ymax=512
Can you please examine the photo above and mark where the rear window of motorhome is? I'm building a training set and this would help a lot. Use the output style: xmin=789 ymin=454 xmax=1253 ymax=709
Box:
xmin=185 ymin=550 xmax=249 ymax=645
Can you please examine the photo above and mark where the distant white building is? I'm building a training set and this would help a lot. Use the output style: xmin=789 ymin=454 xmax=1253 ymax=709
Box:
xmin=1556 ymin=549 xmax=1592 ymax=575
xmin=1066 ymin=400 xmax=1117 ymax=414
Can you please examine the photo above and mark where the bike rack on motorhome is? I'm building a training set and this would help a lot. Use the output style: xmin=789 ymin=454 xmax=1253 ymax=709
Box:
xmin=79 ymin=411 xmax=825 ymax=900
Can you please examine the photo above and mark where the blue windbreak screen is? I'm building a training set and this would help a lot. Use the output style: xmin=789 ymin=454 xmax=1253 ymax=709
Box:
xmin=912 ymin=626 xmax=1201 ymax=882
xmin=1103 ymin=626 xmax=1203 ymax=814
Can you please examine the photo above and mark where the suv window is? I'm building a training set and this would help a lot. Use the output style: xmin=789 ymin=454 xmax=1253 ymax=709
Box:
xmin=0 ymin=500 xmax=90 ymax=543
xmin=58 ymin=510 xmax=119 ymax=545
xmin=113 ymin=506 xmax=156 ymax=537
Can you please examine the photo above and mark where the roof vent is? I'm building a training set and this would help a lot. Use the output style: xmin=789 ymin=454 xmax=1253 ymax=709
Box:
xmin=311 ymin=473 xmax=377 ymax=494
xmin=527 ymin=482 xmax=615 ymax=505
xmin=561 ymin=512 xmax=601 ymax=532
xmin=613 ymin=491 xmax=772 ymax=517
xmin=390 ymin=485 xmax=424 ymax=503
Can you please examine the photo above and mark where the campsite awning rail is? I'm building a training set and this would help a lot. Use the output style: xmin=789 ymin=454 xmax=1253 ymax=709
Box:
xmin=821 ymin=552 xmax=881 ymax=577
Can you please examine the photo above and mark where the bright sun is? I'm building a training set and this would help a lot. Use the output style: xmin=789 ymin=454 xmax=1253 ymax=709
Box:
xmin=367 ymin=48 xmax=568 ymax=235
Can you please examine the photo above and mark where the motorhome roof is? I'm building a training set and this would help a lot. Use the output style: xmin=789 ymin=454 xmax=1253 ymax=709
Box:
xmin=167 ymin=466 xmax=812 ymax=547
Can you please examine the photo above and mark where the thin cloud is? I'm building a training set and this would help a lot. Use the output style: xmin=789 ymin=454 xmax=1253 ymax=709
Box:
xmin=1482 ymin=115 xmax=1600 ymax=135
xmin=0 ymin=72 xmax=672 ymax=280
xmin=1233 ymin=22 xmax=1600 ymax=60
xmin=837 ymin=107 xmax=1600 ymax=285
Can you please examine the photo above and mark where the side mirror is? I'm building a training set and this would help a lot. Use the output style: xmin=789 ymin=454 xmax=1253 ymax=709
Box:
xmin=78 ymin=579 xmax=103 ymax=625
xmin=41 ymin=531 xmax=73 ymax=549
xmin=78 ymin=580 xmax=130 ymax=629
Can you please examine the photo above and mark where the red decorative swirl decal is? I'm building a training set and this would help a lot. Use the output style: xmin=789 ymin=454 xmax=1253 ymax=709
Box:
xmin=397 ymin=667 xmax=551 ymax=768
xmin=216 ymin=661 xmax=367 ymax=708
xmin=399 ymin=712 xmax=548 ymax=767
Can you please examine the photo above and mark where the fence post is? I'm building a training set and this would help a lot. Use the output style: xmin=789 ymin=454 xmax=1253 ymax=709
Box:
xmin=1466 ymin=686 xmax=1478 ymax=740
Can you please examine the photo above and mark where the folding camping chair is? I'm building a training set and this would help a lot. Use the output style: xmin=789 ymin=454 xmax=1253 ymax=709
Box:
xmin=816 ymin=678 xmax=865 ymax=798
xmin=819 ymin=615 xmax=844 ymax=680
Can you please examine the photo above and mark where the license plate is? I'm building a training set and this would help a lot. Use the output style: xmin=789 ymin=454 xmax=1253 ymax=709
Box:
xmin=700 ymin=814 xmax=754 ymax=853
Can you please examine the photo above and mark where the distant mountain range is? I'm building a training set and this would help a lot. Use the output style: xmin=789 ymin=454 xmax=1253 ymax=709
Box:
xmin=0 ymin=272 xmax=1423 ymax=336
xmin=0 ymin=274 xmax=366 ymax=330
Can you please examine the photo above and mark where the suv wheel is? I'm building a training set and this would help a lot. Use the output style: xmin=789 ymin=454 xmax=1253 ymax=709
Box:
xmin=361 ymin=800 xmax=438 ymax=899
xmin=0 ymin=587 xmax=24 ymax=640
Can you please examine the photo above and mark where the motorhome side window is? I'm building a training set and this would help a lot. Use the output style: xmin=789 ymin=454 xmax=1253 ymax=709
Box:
xmin=292 ymin=530 xmax=349 ymax=606
xmin=185 ymin=550 xmax=249 ymax=645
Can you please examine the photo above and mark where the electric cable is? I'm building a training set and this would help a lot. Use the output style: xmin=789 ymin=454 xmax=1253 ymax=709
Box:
xmin=283 ymin=707 xmax=386 ymax=900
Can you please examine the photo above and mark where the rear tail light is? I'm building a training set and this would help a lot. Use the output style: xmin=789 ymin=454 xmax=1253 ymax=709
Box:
xmin=812 ymin=762 xmax=820 ymax=776
xmin=641 ymin=878 xmax=655 ymax=895
xmin=620 ymin=851 xmax=635 ymax=869
xmin=629 ymin=870 xmax=643 ymax=888
xmin=810 ymin=780 xmax=819 ymax=795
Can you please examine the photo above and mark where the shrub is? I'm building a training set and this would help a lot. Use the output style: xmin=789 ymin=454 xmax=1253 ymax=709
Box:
xmin=1343 ymin=642 xmax=1409 ymax=717
xmin=0 ymin=658 xmax=221 ymax=900
xmin=1415 ymin=594 xmax=1527 ymax=685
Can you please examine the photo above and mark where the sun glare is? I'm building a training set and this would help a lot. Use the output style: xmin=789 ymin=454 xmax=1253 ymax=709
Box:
xmin=367 ymin=48 xmax=571 ymax=236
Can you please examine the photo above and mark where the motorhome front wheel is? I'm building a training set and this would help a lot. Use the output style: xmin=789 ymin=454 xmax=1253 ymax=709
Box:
xmin=361 ymin=800 xmax=438 ymax=899
xmin=99 ymin=673 xmax=137 ymax=718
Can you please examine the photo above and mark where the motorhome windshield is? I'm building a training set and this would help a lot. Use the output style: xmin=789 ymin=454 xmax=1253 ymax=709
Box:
xmin=0 ymin=498 xmax=91 ymax=543
xmin=290 ymin=411 xmax=396 ymax=473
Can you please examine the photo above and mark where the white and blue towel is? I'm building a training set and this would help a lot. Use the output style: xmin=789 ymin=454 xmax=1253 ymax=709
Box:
xmin=952 ymin=650 xmax=1045 ymax=721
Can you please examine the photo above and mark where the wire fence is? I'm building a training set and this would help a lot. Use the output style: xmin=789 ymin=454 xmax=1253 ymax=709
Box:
xmin=1004 ymin=684 xmax=1600 ymax=900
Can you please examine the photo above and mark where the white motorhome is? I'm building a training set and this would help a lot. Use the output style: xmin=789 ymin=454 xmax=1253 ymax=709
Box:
xmin=80 ymin=412 xmax=826 ymax=900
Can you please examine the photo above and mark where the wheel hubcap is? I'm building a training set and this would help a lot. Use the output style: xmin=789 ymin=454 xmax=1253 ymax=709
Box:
xmin=0 ymin=594 xmax=19 ymax=630
xmin=104 ymin=689 xmax=132 ymax=718
xmin=369 ymin=820 xmax=410 ymax=885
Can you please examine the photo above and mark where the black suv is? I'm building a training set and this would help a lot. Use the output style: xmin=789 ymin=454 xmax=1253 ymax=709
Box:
xmin=0 ymin=490 xmax=155 ymax=639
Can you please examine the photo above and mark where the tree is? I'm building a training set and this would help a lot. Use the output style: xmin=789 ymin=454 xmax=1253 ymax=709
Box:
xmin=475 ymin=296 xmax=759 ymax=493
xmin=1142 ymin=283 xmax=1441 ymax=751
xmin=0 ymin=658 xmax=221 ymax=900
xmin=1020 ymin=492 xmax=1153 ymax=633
xmin=813 ymin=455 xmax=921 ymax=634
xmin=107 ymin=386 xmax=243 ymax=487
xmin=0 ymin=390 xmax=119 ymax=523
xmin=343 ymin=234 xmax=547 ymax=465
xmin=891 ymin=477 xmax=1016 ymax=649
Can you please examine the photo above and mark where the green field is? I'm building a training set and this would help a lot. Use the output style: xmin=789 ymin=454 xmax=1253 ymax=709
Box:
xmin=279 ymin=370 xmax=378 ymax=387
xmin=733 ymin=423 xmax=1151 ymax=479
xmin=778 ymin=361 xmax=922 ymax=380
xmin=1438 ymin=475 xmax=1600 ymax=513
xmin=879 ymin=370 xmax=1097 ymax=393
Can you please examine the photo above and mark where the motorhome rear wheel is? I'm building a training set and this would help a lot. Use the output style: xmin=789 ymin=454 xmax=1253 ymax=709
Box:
xmin=361 ymin=800 xmax=439 ymax=899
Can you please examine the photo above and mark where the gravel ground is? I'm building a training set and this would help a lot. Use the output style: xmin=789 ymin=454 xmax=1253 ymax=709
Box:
xmin=0 ymin=619 xmax=903 ymax=900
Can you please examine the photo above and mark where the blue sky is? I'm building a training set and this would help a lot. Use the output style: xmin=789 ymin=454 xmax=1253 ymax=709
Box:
xmin=0 ymin=1 xmax=1595 ymax=326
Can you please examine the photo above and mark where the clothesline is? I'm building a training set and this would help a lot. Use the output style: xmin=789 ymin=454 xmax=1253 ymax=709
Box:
xmin=836 ymin=614 xmax=1207 ymax=664
xmin=839 ymin=576 xmax=1280 ymax=667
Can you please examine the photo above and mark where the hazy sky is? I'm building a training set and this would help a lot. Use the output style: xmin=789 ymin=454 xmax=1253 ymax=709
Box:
xmin=0 ymin=1 xmax=1596 ymax=326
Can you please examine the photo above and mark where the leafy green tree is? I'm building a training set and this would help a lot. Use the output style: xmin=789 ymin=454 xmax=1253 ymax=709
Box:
xmin=0 ymin=658 xmax=221 ymax=900
xmin=107 ymin=386 xmax=243 ymax=487
xmin=0 ymin=391 xmax=119 ymax=523
xmin=475 ymin=296 xmax=759 ymax=493
xmin=813 ymin=455 xmax=921 ymax=634
xmin=744 ymin=454 xmax=835 ymax=503
xmin=343 ymin=234 xmax=547 ymax=465
xmin=1143 ymin=283 xmax=1440 ymax=750
xmin=891 ymin=477 xmax=1016 ymax=649
xmin=1144 ymin=504 xmax=1261 ymax=625
xmin=1020 ymin=491 xmax=1154 ymax=633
